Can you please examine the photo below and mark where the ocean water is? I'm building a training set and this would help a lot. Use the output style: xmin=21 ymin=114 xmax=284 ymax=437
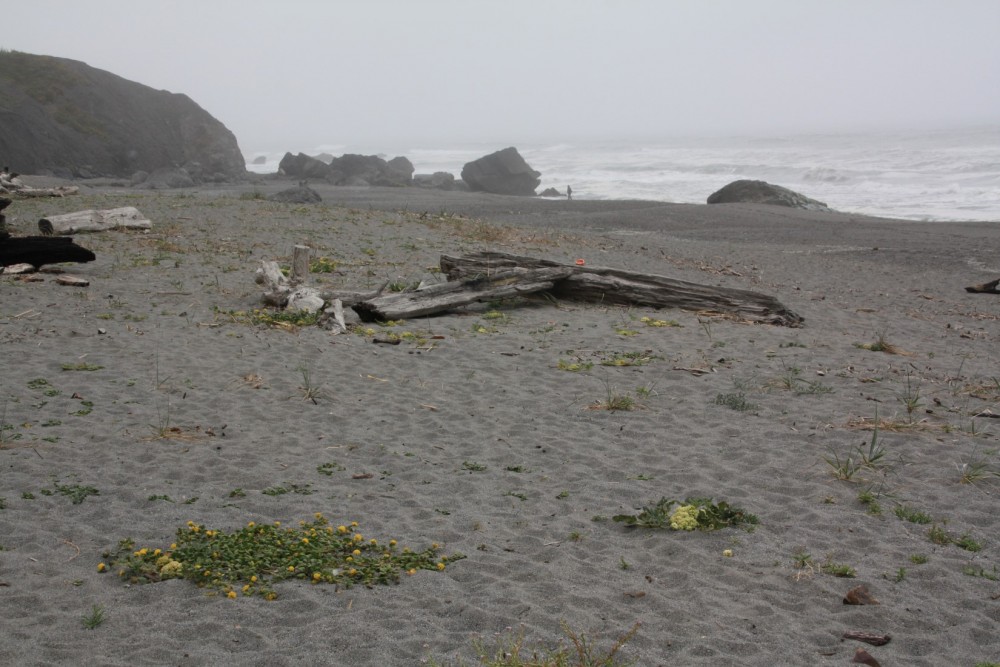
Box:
xmin=246 ymin=126 xmax=1000 ymax=223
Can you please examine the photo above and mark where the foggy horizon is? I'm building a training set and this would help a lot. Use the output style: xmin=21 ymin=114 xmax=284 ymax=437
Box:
xmin=5 ymin=0 xmax=1000 ymax=155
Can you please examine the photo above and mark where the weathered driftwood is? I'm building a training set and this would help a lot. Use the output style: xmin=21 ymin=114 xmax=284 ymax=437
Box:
xmin=38 ymin=207 xmax=151 ymax=235
xmin=14 ymin=186 xmax=80 ymax=198
xmin=0 ymin=236 xmax=96 ymax=268
xmin=965 ymin=278 xmax=1000 ymax=294
xmin=291 ymin=245 xmax=311 ymax=284
xmin=440 ymin=251 xmax=803 ymax=326
xmin=353 ymin=266 xmax=574 ymax=322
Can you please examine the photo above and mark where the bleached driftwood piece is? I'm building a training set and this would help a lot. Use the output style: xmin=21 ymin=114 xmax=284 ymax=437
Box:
xmin=255 ymin=260 xmax=292 ymax=307
xmin=255 ymin=256 xmax=324 ymax=312
xmin=286 ymin=286 xmax=324 ymax=313
xmin=440 ymin=251 xmax=803 ymax=326
xmin=38 ymin=207 xmax=151 ymax=235
xmin=352 ymin=266 xmax=574 ymax=322
xmin=14 ymin=186 xmax=80 ymax=198
xmin=320 ymin=299 xmax=348 ymax=333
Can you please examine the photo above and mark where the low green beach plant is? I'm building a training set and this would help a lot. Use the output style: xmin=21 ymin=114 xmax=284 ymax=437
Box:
xmin=820 ymin=560 xmax=857 ymax=578
xmin=855 ymin=329 xmax=904 ymax=355
xmin=613 ymin=497 xmax=757 ymax=531
xmin=81 ymin=604 xmax=106 ymax=630
xmin=101 ymin=514 xmax=463 ymax=600
xmin=433 ymin=622 xmax=641 ymax=667
xmin=590 ymin=381 xmax=636 ymax=411
xmin=599 ymin=351 xmax=655 ymax=367
xmin=713 ymin=392 xmax=756 ymax=413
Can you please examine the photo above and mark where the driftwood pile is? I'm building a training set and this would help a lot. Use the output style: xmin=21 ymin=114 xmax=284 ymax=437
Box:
xmin=1 ymin=168 xmax=79 ymax=198
xmin=256 ymin=249 xmax=804 ymax=329
xmin=0 ymin=200 xmax=147 ymax=271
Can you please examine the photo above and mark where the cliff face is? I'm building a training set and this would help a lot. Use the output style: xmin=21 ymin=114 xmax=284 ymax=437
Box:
xmin=0 ymin=51 xmax=246 ymax=181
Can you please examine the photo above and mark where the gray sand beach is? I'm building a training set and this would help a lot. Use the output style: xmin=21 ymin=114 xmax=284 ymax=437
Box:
xmin=2 ymin=179 xmax=999 ymax=665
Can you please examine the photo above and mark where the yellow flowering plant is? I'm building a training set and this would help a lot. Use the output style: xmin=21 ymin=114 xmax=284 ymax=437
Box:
xmin=101 ymin=514 xmax=463 ymax=600
xmin=613 ymin=497 xmax=757 ymax=531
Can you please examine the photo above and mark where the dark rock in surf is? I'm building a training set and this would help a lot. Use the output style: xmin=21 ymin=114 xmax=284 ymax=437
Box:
xmin=707 ymin=179 xmax=831 ymax=212
xmin=461 ymin=147 xmax=541 ymax=196
xmin=539 ymin=187 xmax=564 ymax=197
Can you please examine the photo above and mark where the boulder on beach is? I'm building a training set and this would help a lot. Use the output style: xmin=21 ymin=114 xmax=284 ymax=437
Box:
xmin=270 ymin=183 xmax=322 ymax=204
xmin=134 ymin=167 xmax=196 ymax=190
xmin=461 ymin=147 xmax=540 ymax=196
xmin=413 ymin=171 xmax=456 ymax=190
xmin=279 ymin=153 xmax=332 ymax=180
xmin=280 ymin=152 xmax=413 ymax=187
xmin=707 ymin=180 xmax=831 ymax=212
xmin=327 ymin=153 xmax=413 ymax=185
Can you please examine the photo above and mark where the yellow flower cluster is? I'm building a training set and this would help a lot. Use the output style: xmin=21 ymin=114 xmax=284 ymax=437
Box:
xmin=640 ymin=316 xmax=677 ymax=328
xmin=669 ymin=504 xmax=701 ymax=531
xmin=158 ymin=559 xmax=183 ymax=576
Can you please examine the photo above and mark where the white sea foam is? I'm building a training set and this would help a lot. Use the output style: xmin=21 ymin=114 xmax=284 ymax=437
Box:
xmin=245 ymin=126 xmax=1000 ymax=222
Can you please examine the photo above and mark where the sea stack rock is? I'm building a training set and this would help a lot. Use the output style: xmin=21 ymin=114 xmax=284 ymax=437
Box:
xmin=707 ymin=180 xmax=831 ymax=212
xmin=461 ymin=147 xmax=540 ymax=196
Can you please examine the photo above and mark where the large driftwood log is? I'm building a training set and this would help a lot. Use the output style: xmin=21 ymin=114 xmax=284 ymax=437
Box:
xmin=440 ymin=251 xmax=803 ymax=326
xmin=38 ymin=207 xmax=151 ymax=235
xmin=1 ymin=236 xmax=96 ymax=268
xmin=353 ymin=266 xmax=574 ymax=322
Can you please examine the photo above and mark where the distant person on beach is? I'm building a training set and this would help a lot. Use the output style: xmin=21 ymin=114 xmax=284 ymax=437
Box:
xmin=567 ymin=185 xmax=572 ymax=200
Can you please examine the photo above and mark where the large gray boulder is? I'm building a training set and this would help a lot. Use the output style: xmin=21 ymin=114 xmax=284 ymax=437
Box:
xmin=0 ymin=51 xmax=246 ymax=182
xmin=707 ymin=180 xmax=831 ymax=212
xmin=270 ymin=183 xmax=322 ymax=204
xmin=384 ymin=156 xmax=414 ymax=186
xmin=413 ymin=171 xmax=456 ymax=190
xmin=461 ymin=147 xmax=540 ymax=196
xmin=135 ymin=167 xmax=196 ymax=190
xmin=280 ymin=152 xmax=413 ymax=187
xmin=278 ymin=153 xmax=332 ymax=180
xmin=328 ymin=154 xmax=413 ymax=186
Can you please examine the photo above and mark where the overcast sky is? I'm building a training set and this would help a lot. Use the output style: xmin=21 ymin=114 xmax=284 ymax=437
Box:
xmin=4 ymin=0 xmax=999 ymax=153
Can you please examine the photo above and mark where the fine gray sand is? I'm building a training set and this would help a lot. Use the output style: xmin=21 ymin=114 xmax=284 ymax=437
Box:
xmin=2 ymin=179 xmax=999 ymax=666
